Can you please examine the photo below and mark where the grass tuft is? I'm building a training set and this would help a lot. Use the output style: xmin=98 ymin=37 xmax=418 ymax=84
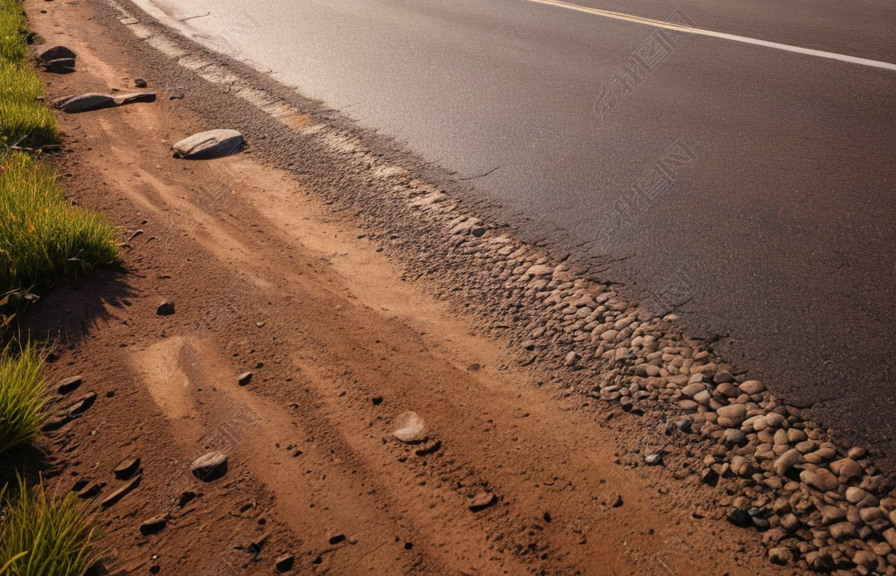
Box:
xmin=0 ymin=151 xmax=119 ymax=291
xmin=0 ymin=0 xmax=57 ymax=147
xmin=0 ymin=339 xmax=46 ymax=456
xmin=0 ymin=0 xmax=27 ymax=64
xmin=0 ymin=477 xmax=95 ymax=576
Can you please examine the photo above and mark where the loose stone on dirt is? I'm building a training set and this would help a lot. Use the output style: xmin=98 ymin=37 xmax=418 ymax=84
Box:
xmin=191 ymin=452 xmax=229 ymax=481
xmin=114 ymin=457 xmax=141 ymax=480
xmin=392 ymin=411 xmax=427 ymax=443
xmin=469 ymin=492 xmax=497 ymax=512
xmin=172 ymin=129 xmax=246 ymax=159
xmin=57 ymin=374 xmax=82 ymax=394
xmin=139 ymin=515 xmax=168 ymax=536
xmin=156 ymin=301 xmax=175 ymax=315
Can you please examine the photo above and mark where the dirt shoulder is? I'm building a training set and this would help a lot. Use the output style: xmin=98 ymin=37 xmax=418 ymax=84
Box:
xmin=16 ymin=0 xmax=886 ymax=575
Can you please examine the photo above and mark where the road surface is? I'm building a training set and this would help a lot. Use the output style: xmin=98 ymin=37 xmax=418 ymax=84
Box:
xmin=127 ymin=0 xmax=896 ymax=465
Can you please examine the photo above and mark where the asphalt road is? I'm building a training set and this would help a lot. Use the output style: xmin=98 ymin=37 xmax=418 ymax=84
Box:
xmin=131 ymin=0 xmax=896 ymax=462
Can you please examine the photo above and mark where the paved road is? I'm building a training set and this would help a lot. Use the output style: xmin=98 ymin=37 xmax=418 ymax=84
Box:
xmin=132 ymin=0 xmax=896 ymax=463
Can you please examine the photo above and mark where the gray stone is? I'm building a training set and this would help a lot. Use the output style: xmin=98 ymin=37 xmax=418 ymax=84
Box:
xmin=191 ymin=452 xmax=228 ymax=481
xmin=172 ymin=129 xmax=246 ymax=159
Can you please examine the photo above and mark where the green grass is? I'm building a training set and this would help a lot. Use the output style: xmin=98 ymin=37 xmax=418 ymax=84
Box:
xmin=0 ymin=0 xmax=28 ymax=64
xmin=0 ymin=151 xmax=119 ymax=291
xmin=0 ymin=0 xmax=58 ymax=147
xmin=0 ymin=477 xmax=95 ymax=576
xmin=0 ymin=340 xmax=46 ymax=456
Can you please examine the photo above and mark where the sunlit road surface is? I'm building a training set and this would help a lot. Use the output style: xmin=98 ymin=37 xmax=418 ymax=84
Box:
xmin=130 ymin=0 xmax=896 ymax=464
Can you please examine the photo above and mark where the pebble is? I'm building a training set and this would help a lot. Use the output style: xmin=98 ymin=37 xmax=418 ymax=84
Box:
xmin=66 ymin=392 xmax=97 ymax=417
xmin=800 ymin=468 xmax=839 ymax=492
xmin=393 ymin=412 xmax=427 ymax=443
xmin=113 ymin=457 xmax=141 ymax=480
xmin=57 ymin=375 xmax=82 ymax=395
xmin=717 ymin=404 xmax=748 ymax=428
xmin=172 ymin=129 xmax=246 ymax=159
xmin=157 ymin=301 xmax=175 ymax=316
xmin=849 ymin=446 xmax=868 ymax=460
xmin=723 ymin=428 xmax=746 ymax=446
xmin=768 ymin=547 xmax=792 ymax=565
xmin=139 ymin=515 xmax=168 ymax=536
xmin=190 ymin=452 xmax=228 ymax=481
xmin=727 ymin=508 xmax=751 ymax=528
xmin=846 ymin=486 xmax=878 ymax=508
xmin=469 ymin=492 xmax=497 ymax=512
xmin=238 ymin=372 xmax=253 ymax=386
xmin=644 ymin=452 xmax=663 ymax=466
xmin=739 ymin=380 xmax=766 ymax=395
xmin=275 ymin=554 xmax=295 ymax=572
xmin=806 ymin=550 xmax=835 ymax=572
xmin=680 ymin=382 xmax=706 ymax=398
xmin=830 ymin=458 xmax=864 ymax=481
xmin=829 ymin=521 xmax=858 ymax=540
xmin=730 ymin=455 xmax=754 ymax=477
xmin=773 ymin=449 xmax=804 ymax=476
xmin=819 ymin=505 xmax=846 ymax=525
xmin=884 ymin=527 xmax=896 ymax=548
xmin=859 ymin=507 xmax=890 ymax=532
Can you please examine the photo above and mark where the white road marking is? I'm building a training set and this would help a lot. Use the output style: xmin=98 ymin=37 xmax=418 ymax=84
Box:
xmin=525 ymin=0 xmax=896 ymax=72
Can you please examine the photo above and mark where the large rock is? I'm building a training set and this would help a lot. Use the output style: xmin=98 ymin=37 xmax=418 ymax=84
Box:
xmin=54 ymin=93 xmax=115 ymax=113
xmin=38 ymin=45 xmax=77 ymax=62
xmin=54 ymin=92 xmax=156 ymax=114
xmin=172 ymin=129 xmax=246 ymax=159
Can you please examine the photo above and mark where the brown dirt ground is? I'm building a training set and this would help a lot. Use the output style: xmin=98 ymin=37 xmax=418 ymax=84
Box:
xmin=13 ymin=0 xmax=798 ymax=574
